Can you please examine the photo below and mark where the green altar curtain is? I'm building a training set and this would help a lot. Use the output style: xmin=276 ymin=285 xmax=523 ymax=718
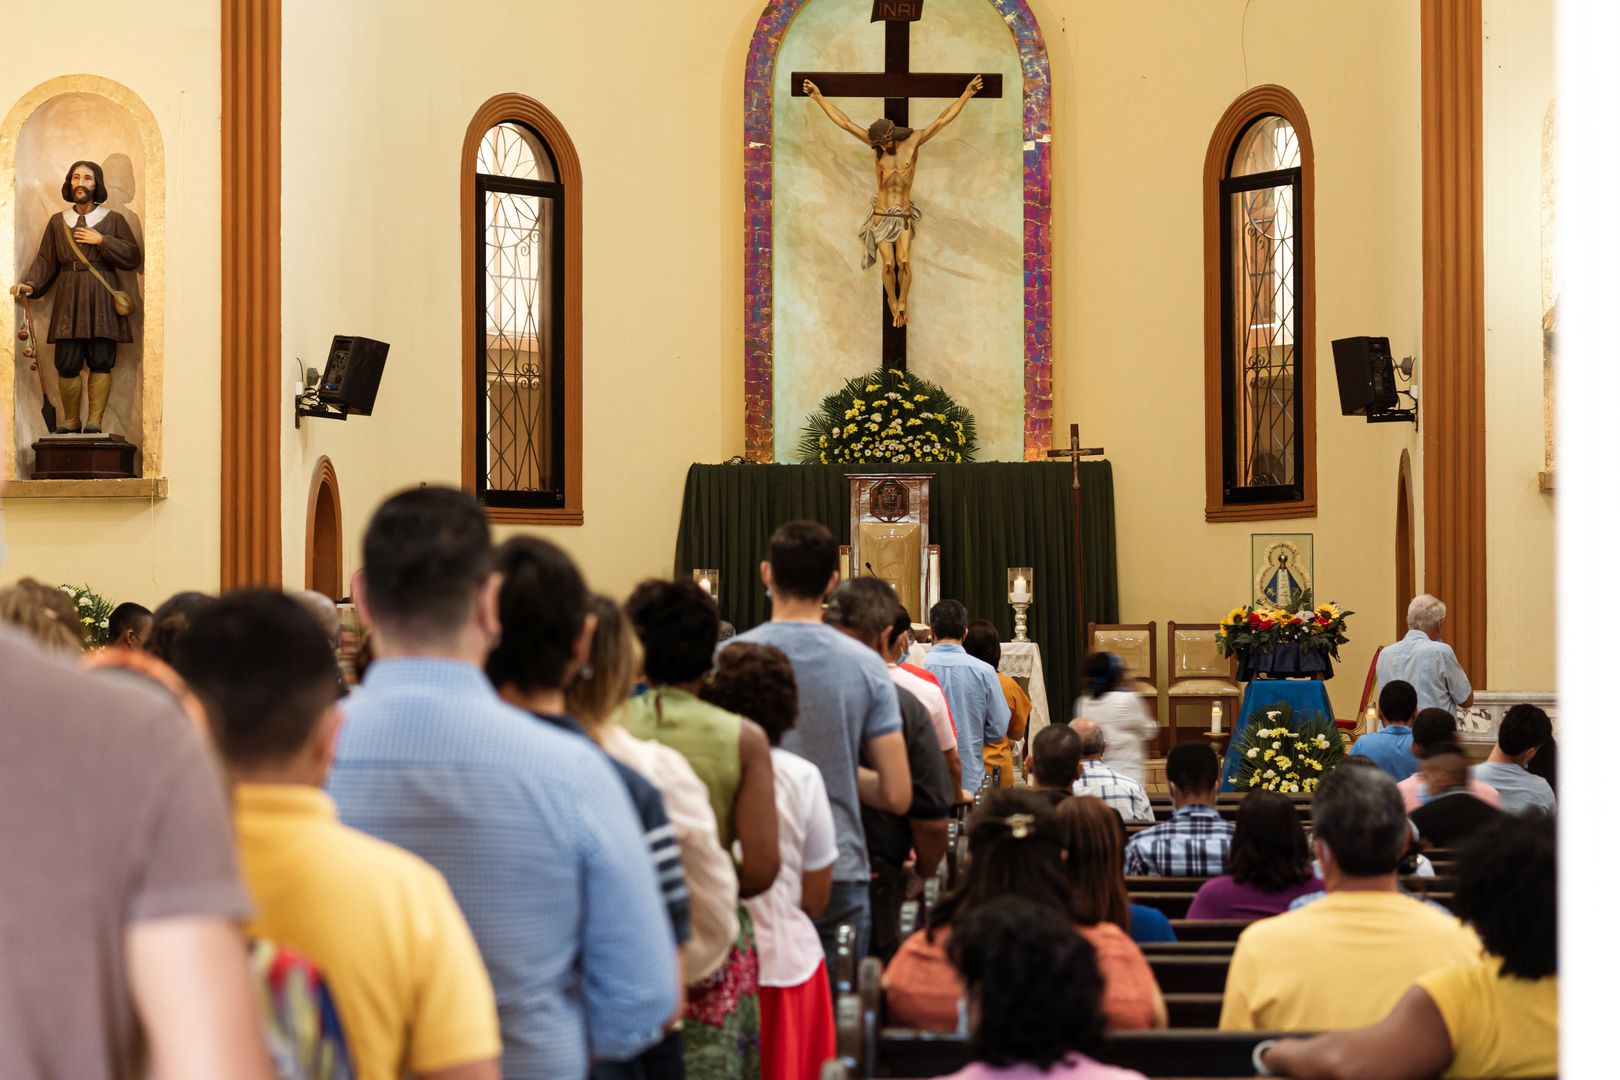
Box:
xmin=672 ymin=461 xmax=1118 ymax=709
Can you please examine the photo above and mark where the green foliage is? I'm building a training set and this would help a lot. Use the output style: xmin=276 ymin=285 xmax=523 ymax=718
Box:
xmin=59 ymin=583 xmax=114 ymax=648
xmin=796 ymin=367 xmax=979 ymax=465
xmin=1230 ymin=701 xmax=1346 ymax=793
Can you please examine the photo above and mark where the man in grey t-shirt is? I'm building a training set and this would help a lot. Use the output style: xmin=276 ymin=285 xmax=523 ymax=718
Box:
xmin=731 ymin=521 xmax=910 ymax=966
xmin=1474 ymin=703 xmax=1557 ymax=815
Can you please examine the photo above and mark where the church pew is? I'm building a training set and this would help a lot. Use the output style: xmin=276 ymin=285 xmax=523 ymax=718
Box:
xmin=1147 ymin=954 xmax=1230 ymax=994
xmin=1139 ymin=940 xmax=1235 ymax=956
xmin=1134 ymin=887 xmax=1454 ymax=919
xmin=837 ymin=954 xmax=1308 ymax=1077
xmin=1164 ymin=992 xmax=1225 ymax=1028
xmin=1168 ymin=919 xmax=1253 ymax=942
xmin=1129 ymin=874 xmax=1455 ymax=894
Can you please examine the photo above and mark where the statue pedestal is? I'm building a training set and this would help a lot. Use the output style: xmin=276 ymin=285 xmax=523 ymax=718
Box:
xmin=30 ymin=434 xmax=137 ymax=480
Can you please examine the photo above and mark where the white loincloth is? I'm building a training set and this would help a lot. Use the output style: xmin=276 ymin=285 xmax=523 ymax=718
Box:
xmin=859 ymin=199 xmax=922 ymax=270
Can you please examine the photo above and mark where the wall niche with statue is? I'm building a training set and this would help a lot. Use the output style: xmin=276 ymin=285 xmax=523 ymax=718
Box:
xmin=2 ymin=75 xmax=166 ymax=495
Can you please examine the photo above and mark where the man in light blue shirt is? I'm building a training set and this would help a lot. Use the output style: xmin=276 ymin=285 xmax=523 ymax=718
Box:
xmin=1474 ymin=703 xmax=1558 ymax=814
xmin=923 ymin=599 xmax=1010 ymax=791
xmin=1351 ymin=680 xmax=1420 ymax=782
xmin=329 ymin=487 xmax=676 ymax=1078
xmin=732 ymin=520 xmax=910 ymax=967
xmin=1376 ymin=594 xmax=1474 ymax=716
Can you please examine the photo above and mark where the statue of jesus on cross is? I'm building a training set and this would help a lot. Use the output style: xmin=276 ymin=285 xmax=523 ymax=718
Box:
xmin=804 ymin=74 xmax=983 ymax=328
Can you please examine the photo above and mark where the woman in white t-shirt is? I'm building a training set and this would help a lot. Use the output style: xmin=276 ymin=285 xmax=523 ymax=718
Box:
xmin=1072 ymin=652 xmax=1159 ymax=786
xmin=705 ymin=644 xmax=839 ymax=1080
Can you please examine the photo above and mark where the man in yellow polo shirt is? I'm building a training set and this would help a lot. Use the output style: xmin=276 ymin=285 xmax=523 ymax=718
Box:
xmin=173 ymin=591 xmax=501 ymax=1080
xmin=1219 ymin=761 xmax=1481 ymax=1033
xmin=1252 ymin=811 xmax=1557 ymax=1078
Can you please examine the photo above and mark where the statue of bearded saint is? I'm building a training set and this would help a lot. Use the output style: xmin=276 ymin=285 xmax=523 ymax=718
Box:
xmin=803 ymin=75 xmax=983 ymax=328
xmin=9 ymin=159 xmax=143 ymax=434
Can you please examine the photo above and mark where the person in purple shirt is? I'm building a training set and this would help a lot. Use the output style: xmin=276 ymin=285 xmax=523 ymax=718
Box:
xmin=1186 ymin=791 xmax=1322 ymax=920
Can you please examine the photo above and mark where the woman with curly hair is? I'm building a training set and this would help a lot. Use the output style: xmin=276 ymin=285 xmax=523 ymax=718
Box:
xmin=884 ymin=789 xmax=1165 ymax=1032
xmin=1257 ymin=811 xmax=1557 ymax=1079
xmin=703 ymin=643 xmax=838 ymax=1080
xmin=943 ymin=898 xmax=1148 ymax=1080
xmin=1186 ymin=791 xmax=1322 ymax=920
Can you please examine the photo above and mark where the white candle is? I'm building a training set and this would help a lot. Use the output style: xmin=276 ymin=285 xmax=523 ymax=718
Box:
xmin=698 ymin=576 xmax=713 ymax=597
xmin=1009 ymin=575 xmax=1030 ymax=603
xmin=1211 ymin=701 xmax=1224 ymax=735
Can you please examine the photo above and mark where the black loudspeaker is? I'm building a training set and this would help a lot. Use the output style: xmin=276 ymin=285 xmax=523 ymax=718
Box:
xmin=319 ymin=335 xmax=390 ymax=416
xmin=1331 ymin=335 xmax=1398 ymax=416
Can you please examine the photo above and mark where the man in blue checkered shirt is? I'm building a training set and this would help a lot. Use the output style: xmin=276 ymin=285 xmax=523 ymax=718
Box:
xmin=1069 ymin=719 xmax=1155 ymax=823
xmin=1124 ymin=742 xmax=1234 ymax=876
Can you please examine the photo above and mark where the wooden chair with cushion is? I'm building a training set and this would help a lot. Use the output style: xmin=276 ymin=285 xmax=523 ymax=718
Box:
xmin=1087 ymin=621 xmax=1160 ymax=727
xmin=1166 ymin=622 xmax=1241 ymax=749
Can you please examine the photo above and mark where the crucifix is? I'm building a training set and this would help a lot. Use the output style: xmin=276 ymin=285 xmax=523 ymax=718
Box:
xmin=1048 ymin=423 xmax=1105 ymax=634
xmin=792 ymin=0 xmax=1002 ymax=370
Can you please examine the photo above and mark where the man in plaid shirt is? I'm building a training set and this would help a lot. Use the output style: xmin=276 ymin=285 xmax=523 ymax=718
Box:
xmin=1125 ymin=742 xmax=1234 ymax=876
xmin=1069 ymin=719 xmax=1155 ymax=823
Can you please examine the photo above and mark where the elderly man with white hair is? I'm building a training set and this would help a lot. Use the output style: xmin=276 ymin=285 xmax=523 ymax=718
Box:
xmin=1376 ymin=595 xmax=1474 ymax=716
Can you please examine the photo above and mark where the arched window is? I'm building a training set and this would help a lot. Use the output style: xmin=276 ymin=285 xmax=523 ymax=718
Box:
xmin=1203 ymin=87 xmax=1316 ymax=521
xmin=461 ymin=96 xmax=583 ymax=524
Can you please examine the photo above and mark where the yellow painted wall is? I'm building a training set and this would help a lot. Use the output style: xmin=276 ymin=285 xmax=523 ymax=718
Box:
xmin=1482 ymin=0 xmax=1557 ymax=692
xmin=1 ymin=0 xmax=221 ymax=608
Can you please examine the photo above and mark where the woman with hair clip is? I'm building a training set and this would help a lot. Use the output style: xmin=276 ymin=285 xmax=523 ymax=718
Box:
xmin=943 ymin=899 xmax=1149 ymax=1080
xmin=1072 ymin=652 xmax=1159 ymax=786
xmin=1056 ymin=796 xmax=1177 ymax=945
xmin=884 ymin=790 xmax=1166 ymax=1033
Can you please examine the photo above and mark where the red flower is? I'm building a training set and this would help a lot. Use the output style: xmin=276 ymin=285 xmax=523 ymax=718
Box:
xmin=1257 ymin=619 xmax=1275 ymax=631
xmin=1247 ymin=613 xmax=1263 ymax=627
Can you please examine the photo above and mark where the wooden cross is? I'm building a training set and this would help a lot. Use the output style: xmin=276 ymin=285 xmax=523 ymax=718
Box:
xmin=790 ymin=1 xmax=1002 ymax=370
xmin=1047 ymin=423 xmax=1105 ymax=635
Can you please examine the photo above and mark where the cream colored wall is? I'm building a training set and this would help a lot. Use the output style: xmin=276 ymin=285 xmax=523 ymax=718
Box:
xmin=1482 ymin=0 xmax=1557 ymax=692
xmin=1 ymin=2 xmax=220 ymax=608
xmin=1040 ymin=0 xmax=1423 ymax=719
xmin=279 ymin=0 xmax=760 ymax=598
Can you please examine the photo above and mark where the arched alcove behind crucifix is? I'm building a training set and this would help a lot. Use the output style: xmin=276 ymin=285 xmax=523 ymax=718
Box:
xmin=306 ymin=457 xmax=343 ymax=600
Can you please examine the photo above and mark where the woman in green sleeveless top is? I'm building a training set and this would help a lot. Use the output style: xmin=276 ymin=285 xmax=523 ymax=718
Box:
xmin=621 ymin=578 xmax=780 ymax=1080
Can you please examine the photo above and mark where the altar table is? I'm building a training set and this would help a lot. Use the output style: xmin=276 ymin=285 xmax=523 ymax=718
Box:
xmin=1219 ymin=679 xmax=1336 ymax=792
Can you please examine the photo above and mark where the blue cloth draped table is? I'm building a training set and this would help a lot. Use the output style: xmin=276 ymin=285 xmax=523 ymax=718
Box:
xmin=1220 ymin=679 xmax=1337 ymax=791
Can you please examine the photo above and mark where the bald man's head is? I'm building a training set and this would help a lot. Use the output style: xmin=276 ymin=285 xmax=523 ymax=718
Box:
xmin=1071 ymin=718 xmax=1107 ymax=759
xmin=292 ymin=590 xmax=342 ymax=649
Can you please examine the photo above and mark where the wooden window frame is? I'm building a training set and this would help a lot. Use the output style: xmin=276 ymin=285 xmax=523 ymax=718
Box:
xmin=460 ymin=95 xmax=583 ymax=525
xmin=1203 ymin=86 xmax=1317 ymax=523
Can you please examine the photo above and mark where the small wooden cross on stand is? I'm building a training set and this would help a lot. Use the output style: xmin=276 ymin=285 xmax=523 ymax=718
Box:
xmin=1048 ymin=423 xmax=1105 ymax=634
xmin=791 ymin=0 xmax=1002 ymax=370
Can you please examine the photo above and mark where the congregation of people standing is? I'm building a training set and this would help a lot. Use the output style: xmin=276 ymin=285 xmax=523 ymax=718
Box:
xmin=0 ymin=502 xmax=1560 ymax=1080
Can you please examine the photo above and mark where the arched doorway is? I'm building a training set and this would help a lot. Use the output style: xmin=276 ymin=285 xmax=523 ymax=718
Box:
xmin=305 ymin=457 xmax=343 ymax=600
xmin=1395 ymin=449 xmax=1415 ymax=640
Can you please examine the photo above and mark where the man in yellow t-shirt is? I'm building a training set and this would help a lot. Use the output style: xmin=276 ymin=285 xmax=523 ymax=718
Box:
xmin=1253 ymin=812 xmax=1556 ymax=1079
xmin=173 ymin=591 xmax=501 ymax=1080
xmin=1219 ymin=761 xmax=1481 ymax=1033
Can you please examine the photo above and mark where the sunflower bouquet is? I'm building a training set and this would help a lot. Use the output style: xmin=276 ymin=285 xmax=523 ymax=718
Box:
xmin=1230 ymin=701 xmax=1345 ymax=793
xmin=796 ymin=367 xmax=979 ymax=465
xmin=1215 ymin=595 xmax=1352 ymax=660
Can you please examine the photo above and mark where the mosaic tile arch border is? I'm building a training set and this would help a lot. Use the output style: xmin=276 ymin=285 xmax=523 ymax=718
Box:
xmin=743 ymin=0 xmax=1053 ymax=462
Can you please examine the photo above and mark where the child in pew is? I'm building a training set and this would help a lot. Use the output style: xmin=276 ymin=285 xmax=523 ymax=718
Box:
xmin=885 ymin=790 xmax=1166 ymax=1033
xmin=937 ymin=899 xmax=1148 ymax=1080
xmin=1255 ymin=812 xmax=1557 ymax=1079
